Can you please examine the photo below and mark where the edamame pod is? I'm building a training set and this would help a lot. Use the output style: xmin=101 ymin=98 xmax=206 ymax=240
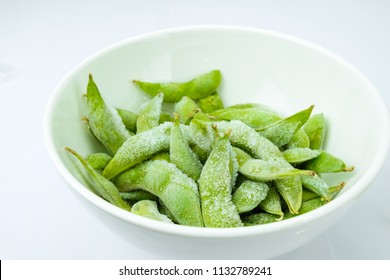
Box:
xmin=285 ymin=197 xmax=327 ymax=218
xmin=136 ymin=93 xmax=163 ymax=133
xmin=258 ymin=185 xmax=284 ymax=219
xmin=115 ymin=160 xmax=203 ymax=227
xmin=85 ymin=74 xmax=131 ymax=155
xmin=198 ymin=134 xmax=242 ymax=227
xmin=210 ymin=106 xmax=281 ymax=128
xmin=116 ymin=108 xmax=138 ymax=133
xmin=282 ymin=148 xmax=321 ymax=164
xmin=242 ymin=212 xmax=280 ymax=226
xmin=102 ymin=122 xmax=172 ymax=180
xmin=257 ymin=105 xmax=314 ymax=148
xmin=131 ymin=200 xmax=174 ymax=224
xmin=232 ymin=180 xmax=269 ymax=213
xmin=300 ymin=174 xmax=331 ymax=201
xmin=285 ymin=128 xmax=310 ymax=149
xmin=302 ymin=181 xmax=345 ymax=202
xmin=174 ymin=96 xmax=199 ymax=125
xmin=133 ymin=70 xmax=222 ymax=102
xmin=303 ymin=113 xmax=327 ymax=150
xmin=85 ymin=152 xmax=112 ymax=171
xmin=170 ymin=114 xmax=203 ymax=181
xmin=197 ymin=92 xmax=224 ymax=113
xmin=120 ymin=190 xmax=158 ymax=202
xmin=304 ymin=151 xmax=354 ymax=173
xmin=65 ymin=147 xmax=131 ymax=211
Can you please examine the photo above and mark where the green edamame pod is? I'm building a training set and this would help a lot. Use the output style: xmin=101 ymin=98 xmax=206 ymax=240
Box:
xmin=116 ymin=108 xmax=138 ymax=133
xmin=242 ymin=212 xmax=280 ymax=226
xmin=131 ymin=200 xmax=173 ymax=224
xmin=170 ymin=114 xmax=203 ymax=181
xmin=285 ymin=197 xmax=327 ymax=218
xmin=120 ymin=190 xmax=158 ymax=202
xmin=232 ymin=180 xmax=269 ymax=213
xmin=198 ymin=134 xmax=242 ymax=228
xmin=304 ymin=151 xmax=354 ymax=173
xmin=115 ymin=160 xmax=203 ymax=227
xmin=182 ymin=119 xmax=216 ymax=162
xmin=85 ymin=74 xmax=131 ymax=155
xmin=285 ymin=128 xmax=310 ymax=149
xmin=302 ymin=181 xmax=345 ymax=202
xmin=85 ymin=152 xmax=112 ymax=171
xmin=239 ymin=158 xmax=315 ymax=181
xmin=210 ymin=106 xmax=281 ymax=128
xmin=232 ymin=147 xmax=252 ymax=166
xmin=197 ymin=92 xmax=224 ymax=113
xmin=158 ymin=199 xmax=178 ymax=223
xmin=133 ymin=70 xmax=222 ymax=102
xmin=136 ymin=93 xmax=164 ymax=134
xmin=174 ymin=96 xmax=199 ymax=124
xmin=258 ymin=185 xmax=284 ymax=219
xmin=282 ymin=148 xmax=321 ymax=164
xmin=65 ymin=147 xmax=131 ymax=211
xmin=257 ymin=105 xmax=314 ymax=148
xmin=102 ymin=122 xmax=172 ymax=180
xmin=303 ymin=113 xmax=327 ymax=150
xmin=300 ymin=174 xmax=331 ymax=201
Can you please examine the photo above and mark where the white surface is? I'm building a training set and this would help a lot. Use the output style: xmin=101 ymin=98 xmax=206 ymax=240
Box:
xmin=1 ymin=0 xmax=389 ymax=259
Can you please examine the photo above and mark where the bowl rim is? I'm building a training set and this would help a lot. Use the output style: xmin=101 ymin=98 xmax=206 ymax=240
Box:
xmin=44 ymin=25 xmax=390 ymax=238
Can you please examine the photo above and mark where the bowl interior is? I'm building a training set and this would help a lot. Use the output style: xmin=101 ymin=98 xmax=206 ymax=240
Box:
xmin=46 ymin=27 xmax=389 ymax=234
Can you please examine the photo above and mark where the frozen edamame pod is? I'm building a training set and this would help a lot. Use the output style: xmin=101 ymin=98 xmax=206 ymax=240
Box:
xmin=115 ymin=160 xmax=203 ymax=227
xmin=170 ymin=114 xmax=203 ymax=181
xmin=158 ymin=199 xmax=178 ymax=223
xmin=242 ymin=212 xmax=280 ymax=226
xmin=85 ymin=74 xmax=131 ymax=155
xmin=257 ymin=105 xmax=314 ymax=148
xmin=285 ymin=197 xmax=327 ymax=218
xmin=258 ymin=185 xmax=284 ymax=219
xmin=304 ymin=151 xmax=354 ymax=173
xmin=102 ymin=122 xmax=172 ymax=180
xmin=119 ymin=190 xmax=158 ymax=202
xmin=65 ymin=147 xmax=131 ymax=211
xmin=85 ymin=152 xmax=112 ymax=171
xmin=197 ymin=92 xmax=224 ymax=113
xmin=136 ymin=93 xmax=164 ymax=133
xmin=131 ymin=200 xmax=174 ymax=224
xmin=116 ymin=108 xmax=138 ymax=133
xmin=232 ymin=180 xmax=269 ymax=214
xmin=302 ymin=181 xmax=345 ymax=202
xmin=300 ymin=174 xmax=331 ymax=201
xmin=182 ymin=119 xmax=216 ymax=162
xmin=198 ymin=134 xmax=242 ymax=228
xmin=285 ymin=128 xmax=310 ymax=149
xmin=174 ymin=96 xmax=199 ymax=125
xmin=303 ymin=113 xmax=327 ymax=150
xmin=239 ymin=158 xmax=315 ymax=181
xmin=282 ymin=148 xmax=321 ymax=164
xmin=210 ymin=106 xmax=281 ymax=128
xmin=133 ymin=70 xmax=222 ymax=102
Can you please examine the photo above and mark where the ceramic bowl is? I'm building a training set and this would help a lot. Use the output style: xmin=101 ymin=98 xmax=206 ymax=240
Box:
xmin=44 ymin=26 xmax=390 ymax=259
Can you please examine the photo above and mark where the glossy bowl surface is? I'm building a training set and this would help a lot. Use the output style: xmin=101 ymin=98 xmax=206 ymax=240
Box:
xmin=44 ymin=26 xmax=390 ymax=259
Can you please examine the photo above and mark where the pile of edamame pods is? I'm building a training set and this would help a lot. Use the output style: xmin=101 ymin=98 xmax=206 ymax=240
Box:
xmin=65 ymin=70 xmax=354 ymax=228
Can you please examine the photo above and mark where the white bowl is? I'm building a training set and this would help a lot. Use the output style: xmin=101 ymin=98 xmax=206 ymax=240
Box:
xmin=44 ymin=26 xmax=390 ymax=259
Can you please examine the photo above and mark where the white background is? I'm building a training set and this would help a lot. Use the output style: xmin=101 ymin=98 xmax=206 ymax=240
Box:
xmin=1 ymin=0 xmax=389 ymax=259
